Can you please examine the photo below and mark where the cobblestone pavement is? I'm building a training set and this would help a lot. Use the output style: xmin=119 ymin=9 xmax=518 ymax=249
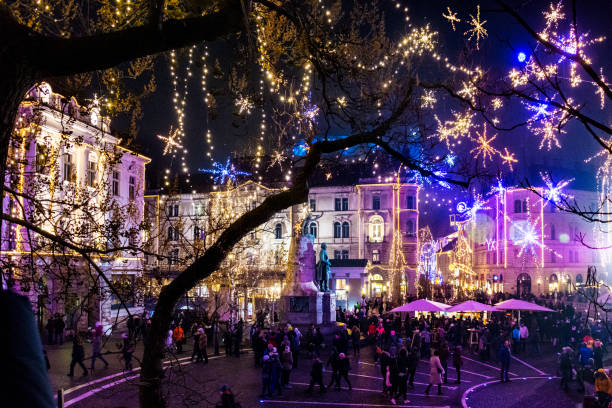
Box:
xmin=45 ymin=339 xmax=593 ymax=408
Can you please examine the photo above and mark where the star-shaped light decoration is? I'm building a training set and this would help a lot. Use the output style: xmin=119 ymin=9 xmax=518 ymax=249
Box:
xmin=421 ymin=90 xmax=436 ymax=109
xmin=443 ymin=7 xmax=461 ymax=31
xmin=543 ymin=1 xmax=565 ymax=29
xmin=499 ymin=147 xmax=518 ymax=171
xmin=541 ymin=172 xmax=574 ymax=203
xmin=269 ymin=150 xmax=287 ymax=171
xmin=235 ymin=94 xmax=254 ymax=115
xmin=337 ymin=96 xmax=347 ymax=107
xmin=470 ymin=124 xmax=499 ymax=167
xmin=198 ymin=157 xmax=251 ymax=184
xmin=457 ymin=81 xmax=478 ymax=103
xmin=465 ymin=5 xmax=488 ymax=50
xmin=157 ymin=126 xmax=182 ymax=155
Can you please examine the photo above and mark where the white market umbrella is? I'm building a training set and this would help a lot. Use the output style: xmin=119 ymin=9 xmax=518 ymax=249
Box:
xmin=495 ymin=299 xmax=554 ymax=323
xmin=390 ymin=299 xmax=451 ymax=313
xmin=447 ymin=300 xmax=499 ymax=312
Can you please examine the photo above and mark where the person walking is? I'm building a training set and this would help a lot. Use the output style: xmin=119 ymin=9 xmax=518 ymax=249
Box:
xmin=453 ymin=345 xmax=463 ymax=384
xmin=424 ymin=350 xmax=445 ymax=396
xmin=54 ymin=314 xmax=65 ymax=345
xmin=351 ymin=325 xmax=361 ymax=358
xmin=173 ymin=324 xmax=185 ymax=353
xmin=336 ymin=353 xmax=353 ymax=391
xmin=269 ymin=348 xmax=283 ymax=396
xmin=165 ymin=329 xmax=174 ymax=351
xmin=498 ymin=340 xmax=511 ymax=383
xmin=519 ymin=323 xmax=529 ymax=353
xmin=407 ymin=346 xmax=418 ymax=389
xmin=306 ymin=356 xmax=326 ymax=394
xmin=397 ymin=348 xmax=410 ymax=404
xmin=198 ymin=328 xmax=209 ymax=363
xmin=327 ymin=349 xmax=341 ymax=390
xmin=121 ymin=333 xmax=135 ymax=371
xmin=260 ymin=355 xmax=272 ymax=399
xmin=46 ymin=317 xmax=55 ymax=345
xmin=191 ymin=327 xmax=202 ymax=362
xmin=90 ymin=331 xmax=109 ymax=371
xmin=67 ymin=335 xmax=88 ymax=377
xmin=511 ymin=325 xmax=520 ymax=354
xmin=281 ymin=345 xmax=293 ymax=388
xmin=439 ymin=342 xmax=450 ymax=383
xmin=559 ymin=346 xmax=573 ymax=391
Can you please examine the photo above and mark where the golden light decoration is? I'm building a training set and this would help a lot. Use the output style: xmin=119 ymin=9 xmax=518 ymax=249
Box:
xmin=442 ymin=6 xmax=461 ymax=31
xmin=420 ymin=90 xmax=436 ymax=109
xmin=235 ymin=95 xmax=254 ymax=115
xmin=470 ymin=124 xmax=499 ymax=167
xmin=464 ymin=5 xmax=488 ymax=50
xmin=499 ymin=147 xmax=518 ymax=171
xmin=157 ymin=126 xmax=182 ymax=156
xmin=543 ymin=1 xmax=565 ymax=29
xmin=457 ymin=81 xmax=478 ymax=103
xmin=337 ymin=96 xmax=347 ymax=107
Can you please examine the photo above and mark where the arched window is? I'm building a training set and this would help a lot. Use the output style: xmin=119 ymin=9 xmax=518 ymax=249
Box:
xmin=369 ymin=215 xmax=384 ymax=242
xmin=406 ymin=220 xmax=415 ymax=237
xmin=274 ymin=223 xmax=282 ymax=239
xmin=309 ymin=222 xmax=317 ymax=237
xmin=334 ymin=222 xmax=342 ymax=238
xmin=342 ymin=222 xmax=350 ymax=238
xmin=551 ymin=224 xmax=556 ymax=240
xmin=522 ymin=200 xmax=528 ymax=213
xmin=514 ymin=200 xmax=522 ymax=213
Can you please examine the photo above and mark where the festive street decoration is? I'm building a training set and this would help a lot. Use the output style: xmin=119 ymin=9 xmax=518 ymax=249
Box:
xmin=157 ymin=127 xmax=182 ymax=155
xmin=465 ymin=5 xmax=488 ymax=50
xmin=470 ymin=124 xmax=499 ymax=167
xmin=442 ymin=7 xmax=461 ymax=31
xmin=199 ymin=157 xmax=251 ymax=184
xmin=541 ymin=172 xmax=574 ymax=203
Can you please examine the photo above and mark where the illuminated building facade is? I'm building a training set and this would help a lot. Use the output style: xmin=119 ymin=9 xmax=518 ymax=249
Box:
xmin=440 ymin=187 xmax=604 ymax=297
xmin=1 ymin=83 xmax=150 ymax=332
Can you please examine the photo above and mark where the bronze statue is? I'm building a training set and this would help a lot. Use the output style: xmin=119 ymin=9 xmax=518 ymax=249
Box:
xmin=317 ymin=243 xmax=330 ymax=292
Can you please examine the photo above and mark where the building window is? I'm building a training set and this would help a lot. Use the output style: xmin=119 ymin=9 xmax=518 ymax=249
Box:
xmin=334 ymin=222 xmax=342 ymax=238
xmin=63 ymin=153 xmax=74 ymax=182
xmin=342 ymin=198 xmax=348 ymax=211
xmin=128 ymin=176 xmax=136 ymax=200
xmin=36 ymin=144 xmax=50 ymax=175
xmin=336 ymin=279 xmax=347 ymax=290
xmin=406 ymin=220 xmax=415 ymax=237
xmin=168 ymin=249 xmax=179 ymax=265
xmin=522 ymin=200 xmax=528 ymax=213
xmin=369 ymin=215 xmax=384 ymax=242
xmin=168 ymin=226 xmax=179 ymax=241
xmin=342 ymin=250 xmax=349 ymax=259
xmin=372 ymin=249 xmax=380 ymax=264
xmin=373 ymin=196 xmax=380 ymax=210
xmin=87 ymin=161 xmax=97 ymax=187
xmin=167 ymin=204 xmax=179 ymax=217
xmin=275 ymin=223 xmax=283 ymax=239
xmin=514 ymin=199 xmax=521 ymax=213
xmin=334 ymin=250 xmax=341 ymax=260
xmin=194 ymin=225 xmax=202 ymax=241
xmin=406 ymin=195 xmax=414 ymax=209
xmin=335 ymin=198 xmax=342 ymax=211
xmin=568 ymin=250 xmax=573 ymax=263
xmin=112 ymin=171 xmax=120 ymax=196
xmin=550 ymin=224 xmax=556 ymax=240
xmin=309 ymin=199 xmax=316 ymax=211
xmin=342 ymin=221 xmax=350 ymax=238
xmin=309 ymin=222 xmax=317 ymax=237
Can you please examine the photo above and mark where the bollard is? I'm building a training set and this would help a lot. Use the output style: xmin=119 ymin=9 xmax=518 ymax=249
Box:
xmin=57 ymin=388 xmax=64 ymax=408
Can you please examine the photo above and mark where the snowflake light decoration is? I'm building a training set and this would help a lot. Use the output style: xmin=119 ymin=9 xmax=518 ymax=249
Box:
xmin=514 ymin=218 xmax=540 ymax=258
xmin=443 ymin=7 xmax=461 ymax=31
xmin=500 ymin=147 xmax=518 ymax=171
xmin=421 ymin=90 xmax=436 ymax=108
xmin=457 ymin=81 xmax=478 ymax=103
xmin=465 ymin=5 xmax=488 ymax=50
xmin=540 ymin=172 xmax=574 ymax=203
xmin=198 ymin=157 xmax=251 ymax=184
xmin=157 ymin=126 xmax=182 ymax=155
xmin=543 ymin=1 xmax=565 ymax=29
xmin=235 ymin=95 xmax=254 ymax=115
xmin=470 ymin=124 xmax=499 ymax=167
xmin=269 ymin=150 xmax=287 ymax=170
xmin=337 ymin=96 xmax=347 ymax=107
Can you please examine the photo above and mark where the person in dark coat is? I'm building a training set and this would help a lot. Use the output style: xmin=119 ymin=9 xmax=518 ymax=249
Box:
xmin=396 ymin=348 xmax=409 ymax=404
xmin=306 ymin=356 xmax=326 ymax=393
xmin=216 ymin=384 xmax=241 ymax=408
xmin=260 ymin=355 xmax=272 ymax=398
xmin=54 ymin=315 xmax=65 ymax=345
xmin=351 ymin=325 xmax=361 ymax=358
xmin=46 ymin=318 xmax=55 ymax=345
xmin=121 ymin=333 xmax=135 ymax=371
xmin=559 ymin=347 xmax=573 ymax=391
xmin=68 ymin=335 xmax=88 ymax=377
xmin=191 ymin=327 xmax=202 ymax=362
xmin=498 ymin=340 xmax=511 ymax=382
xmin=453 ymin=345 xmax=463 ymax=384
xmin=327 ymin=348 xmax=341 ymax=389
xmin=407 ymin=347 xmax=419 ymax=388
xmin=334 ymin=353 xmax=352 ymax=390
xmin=269 ymin=348 xmax=283 ymax=396
xmin=439 ymin=342 xmax=450 ymax=383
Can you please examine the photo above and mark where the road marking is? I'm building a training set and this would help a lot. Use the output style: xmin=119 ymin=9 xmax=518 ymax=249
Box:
xmin=261 ymin=400 xmax=450 ymax=408
xmin=460 ymin=376 xmax=559 ymax=408
xmin=290 ymin=382 xmax=449 ymax=398
xmin=347 ymin=373 xmax=459 ymax=389
xmin=65 ymin=374 xmax=140 ymax=407
xmin=511 ymin=356 xmax=547 ymax=376
xmin=458 ymin=356 xmax=518 ymax=377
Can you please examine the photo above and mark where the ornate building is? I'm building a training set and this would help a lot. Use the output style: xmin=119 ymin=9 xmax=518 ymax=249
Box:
xmin=1 ymin=83 xmax=150 ymax=332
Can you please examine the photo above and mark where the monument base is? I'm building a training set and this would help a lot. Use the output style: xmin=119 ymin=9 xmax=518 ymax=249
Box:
xmin=280 ymin=292 xmax=336 ymax=328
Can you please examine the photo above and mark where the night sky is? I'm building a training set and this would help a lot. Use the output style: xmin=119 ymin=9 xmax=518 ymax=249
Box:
xmin=128 ymin=0 xmax=612 ymax=214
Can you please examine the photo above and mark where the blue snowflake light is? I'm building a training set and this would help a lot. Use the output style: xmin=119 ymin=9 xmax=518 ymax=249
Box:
xmin=198 ymin=157 xmax=251 ymax=184
xmin=541 ymin=172 xmax=574 ymax=203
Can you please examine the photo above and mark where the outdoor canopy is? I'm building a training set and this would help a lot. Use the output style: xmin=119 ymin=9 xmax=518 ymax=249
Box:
xmin=446 ymin=300 xmax=499 ymax=312
xmin=494 ymin=299 xmax=555 ymax=312
xmin=390 ymin=299 xmax=451 ymax=313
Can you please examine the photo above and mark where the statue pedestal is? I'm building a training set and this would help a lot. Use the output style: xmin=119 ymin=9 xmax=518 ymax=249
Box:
xmin=280 ymin=292 xmax=336 ymax=326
